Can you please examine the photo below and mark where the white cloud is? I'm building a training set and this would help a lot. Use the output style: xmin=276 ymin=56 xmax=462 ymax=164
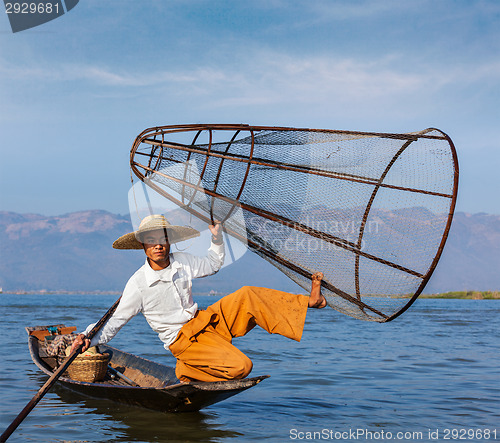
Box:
xmin=1 ymin=49 xmax=499 ymax=111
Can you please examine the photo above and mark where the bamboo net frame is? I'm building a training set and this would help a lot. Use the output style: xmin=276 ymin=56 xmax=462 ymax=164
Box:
xmin=129 ymin=124 xmax=459 ymax=322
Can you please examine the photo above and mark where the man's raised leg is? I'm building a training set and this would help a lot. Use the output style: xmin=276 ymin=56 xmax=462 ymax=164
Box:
xmin=171 ymin=272 xmax=327 ymax=382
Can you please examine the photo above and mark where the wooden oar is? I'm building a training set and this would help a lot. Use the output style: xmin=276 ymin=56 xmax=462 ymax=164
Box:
xmin=0 ymin=297 xmax=122 ymax=442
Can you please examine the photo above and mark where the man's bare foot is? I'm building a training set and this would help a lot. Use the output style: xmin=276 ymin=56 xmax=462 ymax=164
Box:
xmin=308 ymin=272 xmax=327 ymax=308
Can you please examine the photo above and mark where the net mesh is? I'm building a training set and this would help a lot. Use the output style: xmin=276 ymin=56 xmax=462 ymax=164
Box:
xmin=130 ymin=124 xmax=458 ymax=322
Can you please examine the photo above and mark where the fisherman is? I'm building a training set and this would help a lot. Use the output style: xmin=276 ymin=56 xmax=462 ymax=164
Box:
xmin=72 ymin=214 xmax=326 ymax=382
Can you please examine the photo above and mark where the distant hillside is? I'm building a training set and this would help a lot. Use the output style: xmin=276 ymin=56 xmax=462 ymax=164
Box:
xmin=0 ymin=210 xmax=498 ymax=293
xmin=0 ymin=210 xmax=143 ymax=291
xmin=424 ymin=212 xmax=500 ymax=292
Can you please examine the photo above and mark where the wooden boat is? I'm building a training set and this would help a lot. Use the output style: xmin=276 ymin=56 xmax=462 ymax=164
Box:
xmin=27 ymin=325 xmax=268 ymax=413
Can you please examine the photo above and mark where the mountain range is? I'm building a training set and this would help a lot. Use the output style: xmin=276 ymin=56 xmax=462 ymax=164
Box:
xmin=0 ymin=209 xmax=499 ymax=293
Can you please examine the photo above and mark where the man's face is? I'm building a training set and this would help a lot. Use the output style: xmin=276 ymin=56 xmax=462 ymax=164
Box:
xmin=142 ymin=229 xmax=170 ymax=267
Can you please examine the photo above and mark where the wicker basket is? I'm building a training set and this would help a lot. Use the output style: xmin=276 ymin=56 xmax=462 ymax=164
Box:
xmin=64 ymin=353 xmax=110 ymax=382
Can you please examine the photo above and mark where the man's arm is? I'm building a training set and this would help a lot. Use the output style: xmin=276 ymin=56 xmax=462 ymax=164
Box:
xmin=184 ymin=223 xmax=225 ymax=279
xmin=71 ymin=281 xmax=141 ymax=353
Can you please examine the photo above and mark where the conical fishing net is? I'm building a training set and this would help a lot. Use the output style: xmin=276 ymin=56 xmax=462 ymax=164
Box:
xmin=130 ymin=124 xmax=459 ymax=322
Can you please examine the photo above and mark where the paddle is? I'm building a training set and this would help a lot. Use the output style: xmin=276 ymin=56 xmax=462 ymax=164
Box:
xmin=0 ymin=297 xmax=122 ymax=442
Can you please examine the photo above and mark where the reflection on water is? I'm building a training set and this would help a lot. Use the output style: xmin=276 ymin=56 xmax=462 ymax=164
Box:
xmin=0 ymin=295 xmax=499 ymax=442
xmin=52 ymin=385 xmax=242 ymax=442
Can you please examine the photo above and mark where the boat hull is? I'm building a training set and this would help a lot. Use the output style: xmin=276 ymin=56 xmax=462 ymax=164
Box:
xmin=27 ymin=326 xmax=268 ymax=413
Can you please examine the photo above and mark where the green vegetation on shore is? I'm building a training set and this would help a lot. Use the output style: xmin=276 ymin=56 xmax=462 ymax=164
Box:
xmin=419 ymin=291 xmax=500 ymax=300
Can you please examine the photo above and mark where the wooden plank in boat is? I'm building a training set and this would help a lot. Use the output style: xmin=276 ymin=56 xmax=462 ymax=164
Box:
xmin=26 ymin=325 xmax=77 ymax=341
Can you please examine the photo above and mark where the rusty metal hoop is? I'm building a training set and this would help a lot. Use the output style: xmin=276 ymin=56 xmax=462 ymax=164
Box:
xmin=129 ymin=124 xmax=459 ymax=323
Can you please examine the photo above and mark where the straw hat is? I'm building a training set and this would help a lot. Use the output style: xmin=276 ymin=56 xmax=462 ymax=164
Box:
xmin=113 ymin=214 xmax=200 ymax=249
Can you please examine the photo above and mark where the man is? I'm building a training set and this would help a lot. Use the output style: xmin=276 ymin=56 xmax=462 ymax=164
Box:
xmin=72 ymin=214 xmax=326 ymax=382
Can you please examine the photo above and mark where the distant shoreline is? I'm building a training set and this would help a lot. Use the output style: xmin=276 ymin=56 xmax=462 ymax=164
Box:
xmin=1 ymin=290 xmax=122 ymax=295
xmin=408 ymin=290 xmax=500 ymax=300
xmin=1 ymin=290 xmax=499 ymax=299
xmin=392 ymin=290 xmax=500 ymax=300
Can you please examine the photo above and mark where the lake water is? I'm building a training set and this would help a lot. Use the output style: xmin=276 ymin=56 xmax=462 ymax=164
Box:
xmin=0 ymin=294 xmax=498 ymax=442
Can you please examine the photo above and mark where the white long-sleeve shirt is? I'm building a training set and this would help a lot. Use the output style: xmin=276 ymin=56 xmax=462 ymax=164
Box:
xmin=83 ymin=241 xmax=224 ymax=349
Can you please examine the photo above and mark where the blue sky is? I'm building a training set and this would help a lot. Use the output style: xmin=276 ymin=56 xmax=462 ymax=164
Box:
xmin=1 ymin=0 xmax=499 ymax=216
